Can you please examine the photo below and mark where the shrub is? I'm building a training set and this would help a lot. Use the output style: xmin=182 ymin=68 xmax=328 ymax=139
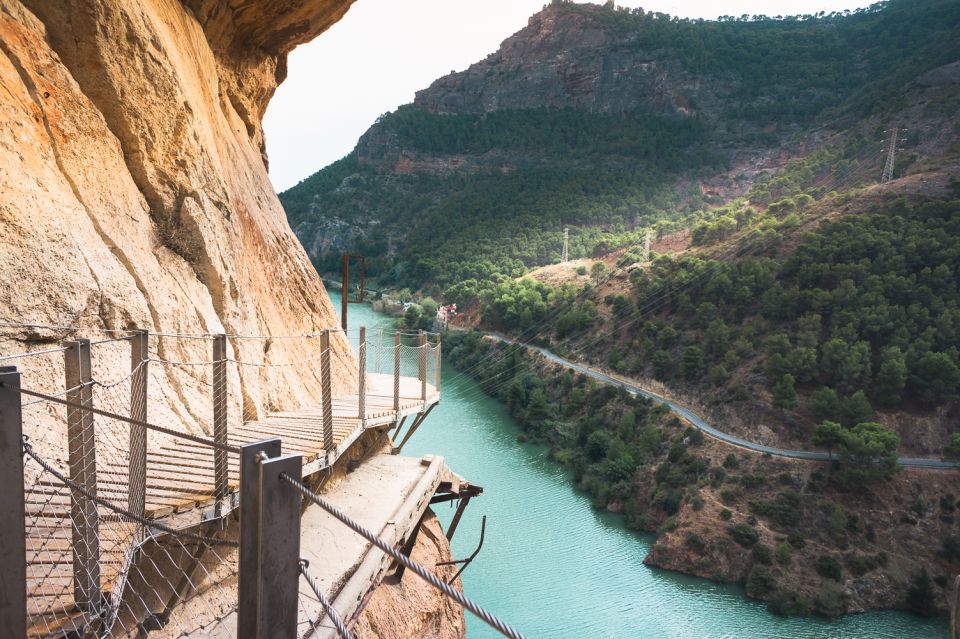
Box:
xmin=746 ymin=565 xmax=777 ymax=598
xmin=815 ymin=580 xmax=847 ymax=617
xmin=720 ymin=509 xmax=733 ymax=521
xmin=722 ymin=453 xmax=740 ymax=470
xmin=768 ymin=590 xmax=812 ymax=617
xmin=787 ymin=532 xmax=806 ymax=549
xmin=942 ymin=535 xmax=960 ymax=560
xmin=815 ymin=555 xmax=843 ymax=581
xmin=845 ymin=553 xmax=879 ymax=576
xmin=753 ymin=543 xmax=773 ymax=565
xmin=721 ymin=489 xmax=740 ymax=505
xmin=686 ymin=533 xmax=706 ymax=554
xmin=907 ymin=568 xmax=937 ymax=616
xmin=728 ymin=523 xmax=760 ymax=547
xmin=775 ymin=543 xmax=791 ymax=565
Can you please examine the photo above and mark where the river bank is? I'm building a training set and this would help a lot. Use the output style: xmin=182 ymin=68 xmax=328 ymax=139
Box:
xmin=336 ymin=293 xmax=951 ymax=637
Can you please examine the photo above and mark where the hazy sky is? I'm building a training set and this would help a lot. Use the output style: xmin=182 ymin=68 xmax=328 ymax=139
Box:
xmin=263 ymin=0 xmax=874 ymax=192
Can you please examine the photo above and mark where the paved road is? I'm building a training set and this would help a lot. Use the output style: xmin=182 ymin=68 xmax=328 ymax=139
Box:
xmin=486 ymin=332 xmax=959 ymax=470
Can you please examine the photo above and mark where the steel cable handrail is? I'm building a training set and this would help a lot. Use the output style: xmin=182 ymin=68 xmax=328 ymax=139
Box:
xmin=298 ymin=560 xmax=353 ymax=639
xmin=279 ymin=472 xmax=526 ymax=639
xmin=0 ymin=383 xmax=240 ymax=453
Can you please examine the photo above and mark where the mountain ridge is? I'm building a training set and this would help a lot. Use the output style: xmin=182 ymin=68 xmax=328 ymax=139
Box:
xmin=282 ymin=0 xmax=960 ymax=289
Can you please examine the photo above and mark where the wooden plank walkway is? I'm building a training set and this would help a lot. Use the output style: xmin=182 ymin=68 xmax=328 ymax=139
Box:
xmin=24 ymin=372 xmax=439 ymax=638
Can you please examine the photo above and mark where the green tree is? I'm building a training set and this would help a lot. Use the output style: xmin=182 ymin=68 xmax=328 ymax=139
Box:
xmin=906 ymin=568 xmax=937 ymax=616
xmin=652 ymin=350 xmax=673 ymax=380
xmin=943 ymin=434 xmax=960 ymax=461
xmin=809 ymin=387 xmax=841 ymax=421
xmin=404 ymin=303 xmax=423 ymax=328
xmin=910 ymin=351 xmax=960 ymax=404
xmin=813 ymin=421 xmax=844 ymax=457
xmin=681 ymin=347 xmax=705 ymax=381
xmin=788 ymin=347 xmax=818 ymax=383
xmin=708 ymin=364 xmax=729 ymax=387
xmin=834 ymin=422 xmax=900 ymax=484
xmin=840 ymin=391 xmax=873 ymax=427
xmin=772 ymin=374 xmax=797 ymax=410
xmin=591 ymin=261 xmax=609 ymax=287
xmin=874 ymin=347 xmax=907 ymax=406
xmin=704 ymin=319 xmax=730 ymax=358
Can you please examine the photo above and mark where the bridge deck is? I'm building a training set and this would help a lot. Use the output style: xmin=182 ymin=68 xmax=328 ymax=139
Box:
xmin=24 ymin=372 xmax=438 ymax=638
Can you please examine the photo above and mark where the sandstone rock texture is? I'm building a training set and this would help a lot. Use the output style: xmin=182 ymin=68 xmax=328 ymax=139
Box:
xmin=353 ymin=511 xmax=467 ymax=639
xmin=0 ymin=0 xmax=358 ymax=427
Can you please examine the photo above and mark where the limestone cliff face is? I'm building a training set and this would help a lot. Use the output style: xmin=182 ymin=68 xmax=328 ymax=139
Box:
xmin=0 ymin=0 xmax=357 ymax=418
xmin=353 ymin=511 xmax=467 ymax=639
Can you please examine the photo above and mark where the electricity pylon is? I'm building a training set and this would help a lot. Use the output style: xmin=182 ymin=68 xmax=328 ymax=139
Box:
xmin=881 ymin=127 xmax=906 ymax=183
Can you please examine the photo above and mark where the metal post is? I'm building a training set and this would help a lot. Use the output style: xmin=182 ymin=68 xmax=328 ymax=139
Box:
xmin=0 ymin=367 xmax=26 ymax=638
xmin=393 ymin=331 xmax=401 ymax=413
xmin=64 ymin=339 xmax=100 ymax=613
xmin=237 ymin=438 xmax=281 ymax=639
xmin=320 ymin=330 xmax=334 ymax=457
xmin=419 ymin=330 xmax=427 ymax=404
xmin=376 ymin=327 xmax=383 ymax=373
xmin=341 ymin=253 xmax=350 ymax=331
xmin=435 ymin=335 xmax=442 ymax=396
xmin=129 ymin=330 xmax=148 ymax=520
xmin=358 ymin=326 xmax=366 ymax=425
xmin=212 ymin=334 xmax=228 ymax=518
xmin=447 ymin=496 xmax=472 ymax=542
xmin=256 ymin=453 xmax=302 ymax=639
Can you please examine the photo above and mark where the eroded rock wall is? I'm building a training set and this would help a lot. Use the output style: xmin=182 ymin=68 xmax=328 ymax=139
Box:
xmin=353 ymin=510 xmax=467 ymax=639
xmin=0 ymin=0 xmax=357 ymax=425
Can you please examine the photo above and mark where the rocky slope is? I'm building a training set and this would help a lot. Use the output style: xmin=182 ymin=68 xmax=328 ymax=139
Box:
xmin=353 ymin=511 xmax=467 ymax=639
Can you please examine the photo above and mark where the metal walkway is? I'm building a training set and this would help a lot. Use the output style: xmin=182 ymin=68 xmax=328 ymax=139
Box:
xmin=1 ymin=324 xmax=441 ymax=638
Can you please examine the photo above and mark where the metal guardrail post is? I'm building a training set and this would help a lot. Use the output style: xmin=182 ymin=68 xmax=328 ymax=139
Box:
xmin=0 ymin=366 xmax=26 ymax=638
xmin=320 ymin=330 xmax=334 ymax=457
xmin=64 ymin=339 xmax=101 ymax=613
xmin=212 ymin=334 xmax=229 ymax=518
xmin=257 ymin=453 xmax=302 ymax=639
xmin=358 ymin=326 xmax=366 ymax=425
xmin=129 ymin=330 xmax=148 ymax=521
xmin=435 ymin=336 xmax=442 ymax=396
xmin=393 ymin=331 xmax=401 ymax=413
xmin=419 ymin=330 xmax=427 ymax=405
xmin=237 ymin=443 xmax=302 ymax=639
xmin=237 ymin=438 xmax=281 ymax=639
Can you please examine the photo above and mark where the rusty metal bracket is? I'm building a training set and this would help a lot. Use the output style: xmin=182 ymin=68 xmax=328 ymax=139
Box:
xmin=436 ymin=515 xmax=486 ymax=584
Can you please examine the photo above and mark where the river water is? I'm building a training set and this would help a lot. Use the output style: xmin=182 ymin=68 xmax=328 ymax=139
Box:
xmin=335 ymin=293 xmax=948 ymax=639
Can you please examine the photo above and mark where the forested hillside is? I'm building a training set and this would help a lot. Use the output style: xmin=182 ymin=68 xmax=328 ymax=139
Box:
xmin=282 ymin=0 xmax=960 ymax=292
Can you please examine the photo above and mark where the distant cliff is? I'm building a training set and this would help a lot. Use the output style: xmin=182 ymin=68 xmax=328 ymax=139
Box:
xmin=282 ymin=0 xmax=960 ymax=289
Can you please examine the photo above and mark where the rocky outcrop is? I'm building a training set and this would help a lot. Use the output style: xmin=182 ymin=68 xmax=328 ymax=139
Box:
xmin=413 ymin=6 xmax=722 ymax=119
xmin=353 ymin=511 xmax=467 ymax=639
xmin=0 ymin=0 xmax=358 ymax=422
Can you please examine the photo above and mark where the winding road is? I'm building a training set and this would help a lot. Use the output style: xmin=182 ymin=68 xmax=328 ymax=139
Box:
xmin=486 ymin=332 xmax=959 ymax=470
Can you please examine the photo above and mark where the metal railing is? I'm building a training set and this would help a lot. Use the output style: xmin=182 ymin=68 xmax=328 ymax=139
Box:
xmin=0 ymin=322 xmax=444 ymax=638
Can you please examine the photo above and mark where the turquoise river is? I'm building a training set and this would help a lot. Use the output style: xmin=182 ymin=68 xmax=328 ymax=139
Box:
xmin=335 ymin=293 xmax=948 ymax=639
